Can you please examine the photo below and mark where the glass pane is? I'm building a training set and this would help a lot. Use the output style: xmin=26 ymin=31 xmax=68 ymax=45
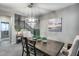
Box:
xmin=6 ymin=24 xmax=9 ymax=31
xmin=1 ymin=23 xmax=6 ymax=31
xmin=1 ymin=22 xmax=9 ymax=38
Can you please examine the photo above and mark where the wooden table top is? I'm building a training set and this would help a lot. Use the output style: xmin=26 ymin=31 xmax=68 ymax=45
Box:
xmin=35 ymin=40 xmax=64 ymax=56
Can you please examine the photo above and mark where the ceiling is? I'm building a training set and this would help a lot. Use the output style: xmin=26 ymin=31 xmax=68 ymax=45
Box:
xmin=0 ymin=3 xmax=75 ymax=17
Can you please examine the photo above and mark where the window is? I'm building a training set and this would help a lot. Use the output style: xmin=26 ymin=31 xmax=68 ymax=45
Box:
xmin=1 ymin=22 xmax=9 ymax=38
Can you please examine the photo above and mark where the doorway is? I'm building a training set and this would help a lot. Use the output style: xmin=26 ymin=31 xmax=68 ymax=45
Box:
xmin=0 ymin=19 xmax=10 ymax=46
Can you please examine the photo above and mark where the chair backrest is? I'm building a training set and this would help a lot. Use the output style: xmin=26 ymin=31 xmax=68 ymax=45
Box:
xmin=28 ymin=39 xmax=36 ymax=56
xmin=21 ymin=36 xmax=36 ymax=56
xmin=21 ymin=37 xmax=28 ymax=48
xmin=28 ymin=39 xmax=36 ymax=46
xmin=21 ymin=37 xmax=30 ymax=56
xmin=68 ymin=35 xmax=79 ymax=56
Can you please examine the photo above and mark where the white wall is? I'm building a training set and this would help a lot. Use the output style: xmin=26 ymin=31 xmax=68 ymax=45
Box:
xmin=40 ymin=4 xmax=79 ymax=44
xmin=10 ymin=15 xmax=16 ymax=44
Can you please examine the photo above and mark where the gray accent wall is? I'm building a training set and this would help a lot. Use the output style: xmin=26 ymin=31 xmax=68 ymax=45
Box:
xmin=40 ymin=4 xmax=79 ymax=44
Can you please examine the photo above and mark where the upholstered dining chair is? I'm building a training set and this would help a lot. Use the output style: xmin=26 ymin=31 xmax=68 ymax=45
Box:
xmin=68 ymin=35 xmax=79 ymax=56
xmin=61 ymin=35 xmax=79 ymax=56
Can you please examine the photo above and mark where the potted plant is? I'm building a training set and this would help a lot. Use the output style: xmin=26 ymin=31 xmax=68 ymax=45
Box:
xmin=42 ymin=37 xmax=47 ymax=43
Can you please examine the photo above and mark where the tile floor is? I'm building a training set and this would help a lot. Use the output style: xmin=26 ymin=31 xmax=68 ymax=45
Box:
xmin=0 ymin=43 xmax=22 ymax=56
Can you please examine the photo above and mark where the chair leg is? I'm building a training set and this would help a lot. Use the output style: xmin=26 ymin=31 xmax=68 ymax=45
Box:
xmin=22 ymin=48 xmax=24 ymax=56
xmin=27 ymin=51 xmax=30 ymax=56
xmin=34 ymin=48 xmax=36 ymax=56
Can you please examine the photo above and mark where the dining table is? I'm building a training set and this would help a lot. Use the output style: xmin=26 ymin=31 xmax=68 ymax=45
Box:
xmin=35 ymin=40 xmax=64 ymax=56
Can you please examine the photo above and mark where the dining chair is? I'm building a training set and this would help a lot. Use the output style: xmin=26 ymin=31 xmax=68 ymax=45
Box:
xmin=68 ymin=35 xmax=79 ymax=56
xmin=28 ymin=39 xmax=36 ymax=56
xmin=21 ymin=37 xmax=30 ymax=56
xmin=21 ymin=36 xmax=37 ymax=56
xmin=61 ymin=35 xmax=79 ymax=56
